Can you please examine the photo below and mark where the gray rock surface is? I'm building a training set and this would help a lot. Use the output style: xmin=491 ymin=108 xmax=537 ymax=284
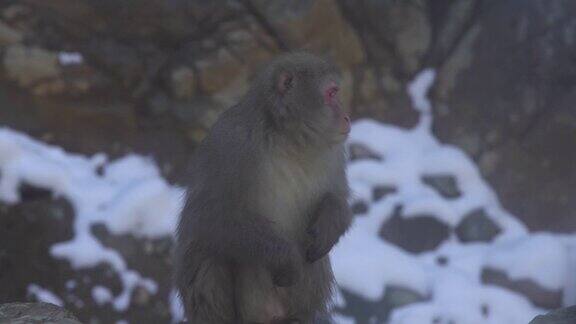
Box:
xmin=530 ymin=306 xmax=576 ymax=324
xmin=455 ymin=208 xmax=501 ymax=243
xmin=379 ymin=207 xmax=450 ymax=254
xmin=422 ymin=175 xmax=461 ymax=199
xmin=0 ymin=302 xmax=81 ymax=324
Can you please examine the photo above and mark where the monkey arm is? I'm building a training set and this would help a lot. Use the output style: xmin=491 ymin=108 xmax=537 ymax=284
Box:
xmin=306 ymin=192 xmax=352 ymax=263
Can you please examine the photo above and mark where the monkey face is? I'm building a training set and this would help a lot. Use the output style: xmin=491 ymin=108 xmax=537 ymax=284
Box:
xmin=270 ymin=64 xmax=350 ymax=145
xmin=322 ymin=81 xmax=351 ymax=139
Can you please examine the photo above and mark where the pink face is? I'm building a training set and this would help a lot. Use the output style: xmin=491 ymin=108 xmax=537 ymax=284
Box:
xmin=323 ymin=81 xmax=351 ymax=136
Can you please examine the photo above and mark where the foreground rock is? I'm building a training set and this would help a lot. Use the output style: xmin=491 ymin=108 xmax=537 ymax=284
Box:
xmin=379 ymin=207 xmax=450 ymax=254
xmin=0 ymin=302 xmax=81 ymax=324
xmin=530 ymin=306 xmax=576 ymax=324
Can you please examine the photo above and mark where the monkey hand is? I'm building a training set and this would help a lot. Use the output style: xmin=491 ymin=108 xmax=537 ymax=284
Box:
xmin=305 ymin=207 xmax=338 ymax=263
xmin=306 ymin=193 xmax=351 ymax=263
xmin=305 ymin=229 xmax=333 ymax=263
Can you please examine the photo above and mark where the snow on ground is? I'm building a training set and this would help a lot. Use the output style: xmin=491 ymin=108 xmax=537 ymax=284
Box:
xmin=27 ymin=284 xmax=64 ymax=307
xmin=0 ymin=68 xmax=574 ymax=323
xmin=0 ymin=129 xmax=184 ymax=311
xmin=329 ymin=70 xmax=575 ymax=323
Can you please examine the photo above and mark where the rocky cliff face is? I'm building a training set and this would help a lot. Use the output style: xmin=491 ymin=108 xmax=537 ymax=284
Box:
xmin=0 ymin=0 xmax=575 ymax=322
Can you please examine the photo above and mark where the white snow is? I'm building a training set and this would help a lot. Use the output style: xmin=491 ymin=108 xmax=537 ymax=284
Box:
xmin=91 ymin=285 xmax=113 ymax=306
xmin=169 ymin=289 xmax=186 ymax=324
xmin=0 ymin=127 xmax=183 ymax=314
xmin=58 ymin=52 xmax=83 ymax=65
xmin=27 ymin=284 xmax=63 ymax=307
xmin=485 ymin=234 xmax=568 ymax=290
xmin=65 ymin=280 xmax=76 ymax=290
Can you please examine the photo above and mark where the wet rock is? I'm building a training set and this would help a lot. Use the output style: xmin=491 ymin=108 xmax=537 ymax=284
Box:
xmin=530 ymin=305 xmax=576 ymax=324
xmin=455 ymin=209 xmax=501 ymax=243
xmin=380 ymin=207 xmax=450 ymax=253
xmin=348 ymin=143 xmax=382 ymax=162
xmin=0 ymin=302 xmax=81 ymax=324
xmin=481 ymin=268 xmax=562 ymax=309
xmin=422 ymin=175 xmax=461 ymax=199
xmin=372 ymin=185 xmax=396 ymax=201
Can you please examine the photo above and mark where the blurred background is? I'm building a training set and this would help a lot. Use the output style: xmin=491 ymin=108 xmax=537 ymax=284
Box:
xmin=0 ymin=0 xmax=575 ymax=323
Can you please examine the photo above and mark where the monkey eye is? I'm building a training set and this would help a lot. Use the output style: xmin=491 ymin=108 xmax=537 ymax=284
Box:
xmin=278 ymin=72 xmax=294 ymax=94
xmin=283 ymin=75 xmax=293 ymax=89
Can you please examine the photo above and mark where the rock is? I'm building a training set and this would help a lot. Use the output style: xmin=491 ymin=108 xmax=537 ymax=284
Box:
xmin=0 ymin=20 xmax=23 ymax=45
xmin=335 ymin=286 xmax=426 ymax=323
xmin=4 ymin=45 xmax=60 ymax=87
xmin=530 ymin=306 xmax=576 ymax=324
xmin=430 ymin=0 xmax=576 ymax=232
xmin=335 ymin=289 xmax=386 ymax=324
xmin=372 ymin=185 xmax=396 ymax=201
xmin=146 ymin=92 xmax=171 ymax=116
xmin=132 ymin=286 xmax=151 ymax=307
xmin=351 ymin=200 xmax=369 ymax=215
xmin=170 ymin=66 xmax=196 ymax=99
xmin=481 ymin=268 xmax=563 ymax=309
xmin=436 ymin=255 xmax=449 ymax=266
xmin=382 ymin=285 xmax=427 ymax=310
xmin=19 ymin=184 xmax=52 ymax=201
xmin=380 ymin=207 xmax=450 ymax=253
xmin=195 ymin=48 xmax=260 ymax=96
xmin=455 ymin=208 xmax=501 ymax=243
xmin=35 ymin=100 xmax=137 ymax=155
xmin=421 ymin=175 xmax=461 ymax=199
xmin=0 ymin=302 xmax=81 ymax=324
xmin=348 ymin=143 xmax=382 ymax=162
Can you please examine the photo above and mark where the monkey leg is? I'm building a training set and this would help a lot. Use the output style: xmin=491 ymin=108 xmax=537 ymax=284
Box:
xmin=179 ymin=259 xmax=236 ymax=324
xmin=236 ymin=266 xmax=291 ymax=324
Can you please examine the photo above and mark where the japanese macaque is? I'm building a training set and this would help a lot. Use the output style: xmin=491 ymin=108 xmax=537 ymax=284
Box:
xmin=175 ymin=52 xmax=352 ymax=324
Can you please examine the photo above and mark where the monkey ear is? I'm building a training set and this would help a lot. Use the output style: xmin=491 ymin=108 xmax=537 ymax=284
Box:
xmin=277 ymin=72 xmax=294 ymax=95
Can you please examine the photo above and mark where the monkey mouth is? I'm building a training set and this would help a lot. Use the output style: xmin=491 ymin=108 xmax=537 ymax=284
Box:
xmin=340 ymin=116 xmax=351 ymax=135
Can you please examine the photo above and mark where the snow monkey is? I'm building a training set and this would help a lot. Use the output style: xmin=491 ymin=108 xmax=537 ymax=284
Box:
xmin=175 ymin=52 xmax=352 ymax=324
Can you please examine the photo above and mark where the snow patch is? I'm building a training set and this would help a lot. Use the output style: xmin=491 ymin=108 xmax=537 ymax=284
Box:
xmin=92 ymin=285 xmax=113 ymax=306
xmin=0 ymin=127 xmax=183 ymax=313
xmin=27 ymin=284 xmax=63 ymax=307
xmin=58 ymin=52 xmax=83 ymax=65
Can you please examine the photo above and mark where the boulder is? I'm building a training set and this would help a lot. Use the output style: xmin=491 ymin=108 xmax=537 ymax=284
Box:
xmin=455 ymin=208 xmax=501 ymax=243
xmin=380 ymin=207 xmax=450 ymax=253
xmin=0 ymin=302 xmax=81 ymax=324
